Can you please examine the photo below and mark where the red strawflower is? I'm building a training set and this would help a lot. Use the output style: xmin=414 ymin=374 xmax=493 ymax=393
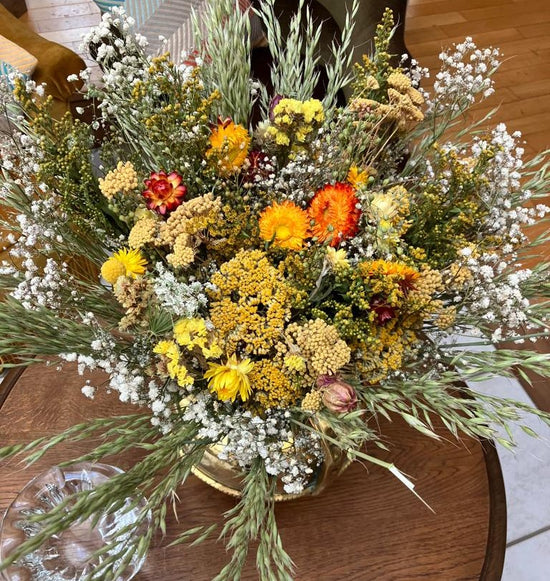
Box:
xmin=142 ymin=171 xmax=187 ymax=215
xmin=308 ymin=182 xmax=362 ymax=247
xmin=370 ymin=296 xmax=396 ymax=326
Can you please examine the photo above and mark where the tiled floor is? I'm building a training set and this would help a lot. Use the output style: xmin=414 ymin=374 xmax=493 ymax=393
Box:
xmin=468 ymin=371 xmax=550 ymax=579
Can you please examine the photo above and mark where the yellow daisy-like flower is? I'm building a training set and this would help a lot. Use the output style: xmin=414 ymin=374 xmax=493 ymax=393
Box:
xmin=207 ymin=117 xmax=251 ymax=175
xmin=204 ymin=355 xmax=254 ymax=402
xmin=100 ymin=248 xmax=147 ymax=285
xmin=259 ymin=200 xmax=310 ymax=251
xmin=370 ymin=193 xmax=400 ymax=221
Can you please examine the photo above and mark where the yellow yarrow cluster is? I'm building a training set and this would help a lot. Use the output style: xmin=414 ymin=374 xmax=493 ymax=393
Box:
xmin=128 ymin=195 xmax=222 ymax=269
xmin=359 ymin=324 xmax=417 ymax=384
xmin=386 ymin=72 xmax=424 ymax=127
xmin=445 ymin=262 xmax=473 ymax=290
xmin=266 ymin=98 xmax=324 ymax=146
xmin=160 ymin=193 xmax=223 ymax=245
xmin=99 ymin=161 xmax=138 ymax=200
xmin=284 ymin=319 xmax=351 ymax=377
xmin=435 ymin=306 xmax=457 ymax=330
xmin=407 ymin=267 xmax=444 ymax=312
xmin=208 ymin=250 xmax=297 ymax=355
xmin=168 ymin=236 xmax=195 ymax=269
xmin=301 ymin=390 xmax=323 ymax=412
xmin=348 ymin=71 xmax=424 ymax=130
xmin=250 ymin=360 xmax=301 ymax=410
xmin=348 ymin=97 xmax=394 ymax=123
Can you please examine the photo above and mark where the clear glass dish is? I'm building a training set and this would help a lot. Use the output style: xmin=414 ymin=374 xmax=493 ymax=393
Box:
xmin=0 ymin=462 xmax=151 ymax=580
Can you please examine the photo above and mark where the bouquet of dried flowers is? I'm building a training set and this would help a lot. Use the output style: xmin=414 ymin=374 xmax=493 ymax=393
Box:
xmin=1 ymin=1 xmax=550 ymax=579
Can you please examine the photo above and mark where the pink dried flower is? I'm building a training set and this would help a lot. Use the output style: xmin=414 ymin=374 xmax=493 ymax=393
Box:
xmin=317 ymin=375 xmax=358 ymax=413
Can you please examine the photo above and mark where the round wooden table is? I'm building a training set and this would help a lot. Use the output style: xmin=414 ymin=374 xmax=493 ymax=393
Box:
xmin=0 ymin=363 xmax=506 ymax=580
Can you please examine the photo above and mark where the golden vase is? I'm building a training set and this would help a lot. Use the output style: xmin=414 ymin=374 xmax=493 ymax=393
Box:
xmin=191 ymin=419 xmax=351 ymax=501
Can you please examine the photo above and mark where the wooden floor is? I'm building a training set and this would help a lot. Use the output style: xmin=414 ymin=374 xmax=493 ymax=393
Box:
xmin=16 ymin=0 xmax=550 ymax=410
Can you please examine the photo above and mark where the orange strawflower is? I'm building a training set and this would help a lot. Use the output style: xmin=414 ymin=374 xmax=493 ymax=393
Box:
xmin=308 ymin=182 xmax=362 ymax=247
xmin=259 ymin=201 xmax=310 ymax=251
xmin=362 ymin=259 xmax=420 ymax=294
xmin=207 ymin=117 xmax=251 ymax=175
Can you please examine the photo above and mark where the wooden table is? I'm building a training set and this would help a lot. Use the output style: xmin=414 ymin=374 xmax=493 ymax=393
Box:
xmin=0 ymin=363 xmax=506 ymax=580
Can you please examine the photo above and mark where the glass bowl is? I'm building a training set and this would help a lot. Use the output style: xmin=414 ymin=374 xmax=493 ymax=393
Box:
xmin=0 ymin=462 xmax=151 ymax=581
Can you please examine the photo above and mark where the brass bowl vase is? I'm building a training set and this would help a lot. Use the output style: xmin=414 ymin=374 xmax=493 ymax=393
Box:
xmin=191 ymin=420 xmax=351 ymax=501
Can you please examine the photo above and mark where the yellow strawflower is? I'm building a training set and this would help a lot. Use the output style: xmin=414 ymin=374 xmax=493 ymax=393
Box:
xmin=347 ymin=165 xmax=370 ymax=189
xmin=100 ymin=248 xmax=147 ymax=285
xmin=283 ymin=354 xmax=306 ymax=373
xmin=207 ymin=117 xmax=251 ymax=175
xmin=326 ymin=247 xmax=350 ymax=271
xmin=204 ymin=355 xmax=254 ymax=402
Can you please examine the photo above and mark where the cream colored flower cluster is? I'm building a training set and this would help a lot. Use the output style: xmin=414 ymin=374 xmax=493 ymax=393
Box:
xmin=128 ymin=193 xmax=222 ymax=268
xmin=99 ymin=161 xmax=139 ymax=200
xmin=283 ymin=319 xmax=350 ymax=377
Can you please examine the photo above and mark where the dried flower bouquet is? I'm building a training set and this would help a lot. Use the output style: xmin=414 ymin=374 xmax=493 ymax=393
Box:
xmin=1 ymin=1 xmax=550 ymax=579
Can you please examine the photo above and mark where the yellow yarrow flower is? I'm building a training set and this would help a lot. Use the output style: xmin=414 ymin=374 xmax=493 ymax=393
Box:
xmin=204 ymin=355 xmax=254 ymax=402
xmin=100 ymin=248 xmax=147 ymax=285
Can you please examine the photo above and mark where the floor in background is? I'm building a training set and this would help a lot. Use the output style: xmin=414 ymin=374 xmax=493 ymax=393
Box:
xmin=16 ymin=0 xmax=550 ymax=578
xmin=406 ymin=2 xmax=550 ymax=577
xmin=470 ymin=373 xmax=550 ymax=580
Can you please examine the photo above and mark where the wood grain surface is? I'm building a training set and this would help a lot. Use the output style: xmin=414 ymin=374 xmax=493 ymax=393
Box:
xmin=0 ymin=363 xmax=506 ymax=580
